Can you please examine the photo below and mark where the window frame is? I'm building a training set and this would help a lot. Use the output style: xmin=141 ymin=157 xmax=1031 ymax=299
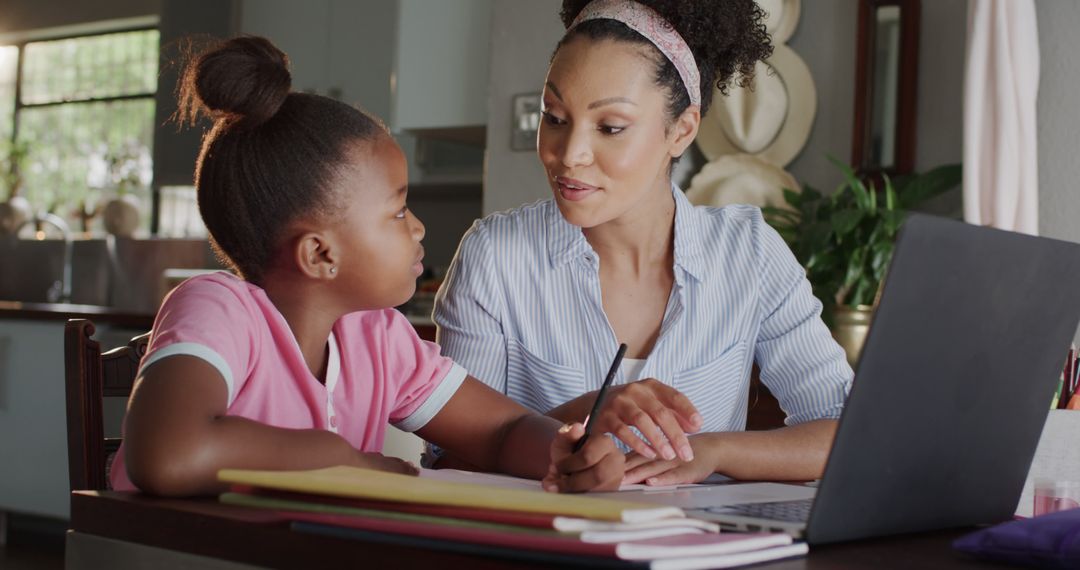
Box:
xmin=0 ymin=17 xmax=160 ymax=233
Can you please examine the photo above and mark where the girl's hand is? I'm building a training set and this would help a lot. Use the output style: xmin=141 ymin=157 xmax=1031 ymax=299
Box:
xmin=542 ymin=423 xmax=624 ymax=492
xmin=352 ymin=451 xmax=420 ymax=476
xmin=621 ymin=433 xmax=720 ymax=487
xmin=590 ymin=379 xmax=703 ymax=463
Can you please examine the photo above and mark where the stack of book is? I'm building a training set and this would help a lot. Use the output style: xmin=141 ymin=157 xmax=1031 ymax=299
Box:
xmin=218 ymin=466 xmax=808 ymax=569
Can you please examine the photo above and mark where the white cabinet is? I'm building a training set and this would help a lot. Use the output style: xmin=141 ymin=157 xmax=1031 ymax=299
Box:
xmin=0 ymin=320 xmax=69 ymax=519
xmin=392 ymin=0 xmax=491 ymax=132
xmin=0 ymin=320 xmax=140 ymax=519
xmin=238 ymin=0 xmax=491 ymax=134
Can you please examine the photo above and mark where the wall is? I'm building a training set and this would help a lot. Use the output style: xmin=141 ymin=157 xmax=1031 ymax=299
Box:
xmin=483 ymin=0 xmax=563 ymax=215
xmin=1036 ymin=1 xmax=1080 ymax=242
xmin=151 ymin=0 xmax=239 ymax=192
xmin=0 ymin=0 xmax=159 ymax=35
xmin=783 ymin=1 xmax=857 ymax=193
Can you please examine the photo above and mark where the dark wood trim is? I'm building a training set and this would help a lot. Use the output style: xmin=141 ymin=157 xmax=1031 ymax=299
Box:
xmin=64 ymin=319 xmax=101 ymax=492
xmin=0 ymin=301 xmax=155 ymax=328
xmin=895 ymin=0 xmax=921 ymax=175
xmin=64 ymin=319 xmax=149 ymax=492
xmin=851 ymin=0 xmax=921 ymax=179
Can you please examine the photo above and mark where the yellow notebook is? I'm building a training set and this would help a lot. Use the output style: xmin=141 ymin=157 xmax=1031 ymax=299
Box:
xmin=218 ymin=466 xmax=684 ymax=523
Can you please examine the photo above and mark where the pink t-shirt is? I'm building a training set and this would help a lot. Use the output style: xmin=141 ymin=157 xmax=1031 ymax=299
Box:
xmin=110 ymin=272 xmax=466 ymax=491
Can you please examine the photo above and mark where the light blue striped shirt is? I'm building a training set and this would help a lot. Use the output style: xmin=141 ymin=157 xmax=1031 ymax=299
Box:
xmin=434 ymin=186 xmax=853 ymax=435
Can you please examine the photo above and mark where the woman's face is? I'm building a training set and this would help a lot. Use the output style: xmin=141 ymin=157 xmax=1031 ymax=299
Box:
xmin=538 ymin=37 xmax=694 ymax=229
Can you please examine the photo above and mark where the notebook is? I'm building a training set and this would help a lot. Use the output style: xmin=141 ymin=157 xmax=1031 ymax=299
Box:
xmin=217 ymin=465 xmax=682 ymax=523
xmin=669 ymin=214 xmax=1080 ymax=544
xmin=220 ymin=490 xmax=716 ymax=543
xmin=289 ymin=513 xmax=806 ymax=569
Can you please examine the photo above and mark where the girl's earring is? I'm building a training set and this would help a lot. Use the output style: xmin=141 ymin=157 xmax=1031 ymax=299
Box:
xmin=329 ymin=266 xmax=337 ymax=275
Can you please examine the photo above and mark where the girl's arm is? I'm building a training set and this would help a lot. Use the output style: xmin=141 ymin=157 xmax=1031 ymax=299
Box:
xmin=124 ymin=355 xmax=415 ymax=497
xmin=622 ymin=419 xmax=838 ymax=486
xmin=417 ymin=376 xmax=624 ymax=492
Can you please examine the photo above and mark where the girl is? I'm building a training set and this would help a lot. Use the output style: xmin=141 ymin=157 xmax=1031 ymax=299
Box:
xmin=434 ymin=0 xmax=854 ymax=485
xmin=113 ymin=36 xmax=621 ymax=496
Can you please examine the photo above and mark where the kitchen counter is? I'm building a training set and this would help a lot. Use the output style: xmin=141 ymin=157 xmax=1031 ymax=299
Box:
xmin=0 ymin=300 xmax=155 ymax=329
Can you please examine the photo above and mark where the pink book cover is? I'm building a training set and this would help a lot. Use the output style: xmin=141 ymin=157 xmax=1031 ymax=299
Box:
xmin=287 ymin=509 xmax=791 ymax=561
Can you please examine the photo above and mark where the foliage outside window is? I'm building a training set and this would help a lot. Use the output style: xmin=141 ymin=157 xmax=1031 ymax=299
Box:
xmin=2 ymin=28 xmax=158 ymax=235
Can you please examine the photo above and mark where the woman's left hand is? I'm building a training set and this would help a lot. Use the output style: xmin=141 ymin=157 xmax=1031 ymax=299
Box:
xmin=621 ymin=433 xmax=721 ymax=487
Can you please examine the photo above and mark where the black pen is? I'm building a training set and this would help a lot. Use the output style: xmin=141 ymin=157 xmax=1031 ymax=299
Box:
xmin=572 ymin=343 xmax=628 ymax=453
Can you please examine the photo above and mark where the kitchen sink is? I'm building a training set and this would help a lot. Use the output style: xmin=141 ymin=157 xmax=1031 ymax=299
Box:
xmin=0 ymin=235 xmax=220 ymax=312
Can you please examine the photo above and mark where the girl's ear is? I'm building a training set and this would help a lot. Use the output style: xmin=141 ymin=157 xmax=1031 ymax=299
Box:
xmin=293 ymin=231 xmax=338 ymax=279
xmin=668 ymin=105 xmax=701 ymax=159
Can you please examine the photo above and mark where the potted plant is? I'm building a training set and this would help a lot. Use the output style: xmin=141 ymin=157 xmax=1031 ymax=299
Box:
xmin=101 ymin=143 xmax=150 ymax=238
xmin=0 ymin=139 xmax=33 ymax=235
xmin=762 ymin=157 xmax=962 ymax=364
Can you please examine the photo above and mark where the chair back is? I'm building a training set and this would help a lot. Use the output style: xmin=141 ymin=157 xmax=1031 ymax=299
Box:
xmin=64 ymin=319 xmax=149 ymax=491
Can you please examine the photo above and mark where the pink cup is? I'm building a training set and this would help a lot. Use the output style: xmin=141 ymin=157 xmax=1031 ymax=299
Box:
xmin=1034 ymin=479 xmax=1080 ymax=517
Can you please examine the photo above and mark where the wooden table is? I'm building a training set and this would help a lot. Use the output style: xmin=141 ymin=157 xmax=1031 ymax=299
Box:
xmin=67 ymin=491 xmax=1018 ymax=569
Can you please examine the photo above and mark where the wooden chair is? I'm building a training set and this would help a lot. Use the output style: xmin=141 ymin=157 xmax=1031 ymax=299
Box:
xmin=64 ymin=318 xmax=150 ymax=491
xmin=746 ymin=365 xmax=787 ymax=431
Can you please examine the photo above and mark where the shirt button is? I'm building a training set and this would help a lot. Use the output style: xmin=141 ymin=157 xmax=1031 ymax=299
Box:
xmin=329 ymin=416 xmax=337 ymax=428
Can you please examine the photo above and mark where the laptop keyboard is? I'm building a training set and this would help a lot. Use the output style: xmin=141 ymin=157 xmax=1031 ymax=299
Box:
xmin=706 ymin=498 xmax=813 ymax=523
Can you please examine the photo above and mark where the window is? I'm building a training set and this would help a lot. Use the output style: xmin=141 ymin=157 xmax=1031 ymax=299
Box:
xmin=0 ymin=46 xmax=16 ymax=142
xmin=2 ymin=27 xmax=158 ymax=235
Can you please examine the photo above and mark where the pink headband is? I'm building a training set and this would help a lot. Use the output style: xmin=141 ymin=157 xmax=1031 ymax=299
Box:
xmin=570 ymin=0 xmax=701 ymax=107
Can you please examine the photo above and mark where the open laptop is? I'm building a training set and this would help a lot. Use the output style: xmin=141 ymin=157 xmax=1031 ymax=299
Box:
xmin=624 ymin=214 xmax=1080 ymax=544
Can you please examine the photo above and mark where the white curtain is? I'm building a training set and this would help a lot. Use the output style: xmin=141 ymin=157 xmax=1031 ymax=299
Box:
xmin=963 ymin=0 xmax=1040 ymax=235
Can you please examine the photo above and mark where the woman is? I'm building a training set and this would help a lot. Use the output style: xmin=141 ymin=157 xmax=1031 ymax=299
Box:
xmin=434 ymin=0 xmax=853 ymax=487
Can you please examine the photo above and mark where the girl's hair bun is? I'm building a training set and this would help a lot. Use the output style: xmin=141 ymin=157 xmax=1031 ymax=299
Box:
xmin=177 ymin=35 xmax=291 ymax=130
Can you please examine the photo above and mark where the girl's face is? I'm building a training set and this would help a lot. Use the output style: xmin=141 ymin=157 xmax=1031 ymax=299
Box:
xmin=329 ymin=136 xmax=425 ymax=309
xmin=538 ymin=37 xmax=695 ymax=229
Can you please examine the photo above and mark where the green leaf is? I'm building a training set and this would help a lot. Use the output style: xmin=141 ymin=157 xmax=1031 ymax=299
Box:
xmin=830 ymin=208 xmax=864 ymax=236
xmin=842 ymin=246 xmax=867 ymax=291
xmin=884 ymin=174 xmax=897 ymax=211
xmin=881 ymin=210 xmax=906 ymax=236
xmin=897 ymin=163 xmax=962 ymax=209
xmin=801 ymin=184 xmax=823 ymax=203
xmin=850 ymin=277 xmax=877 ymax=307
xmin=870 ymin=240 xmax=894 ymax=280
xmin=761 ymin=205 xmax=800 ymax=224
xmin=868 ymin=180 xmax=878 ymax=215
xmin=828 ymin=154 xmax=871 ymax=210
xmin=782 ymin=187 xmax=802 ymax=207
xmin=804 ymin=221 xmax=833 ymax=253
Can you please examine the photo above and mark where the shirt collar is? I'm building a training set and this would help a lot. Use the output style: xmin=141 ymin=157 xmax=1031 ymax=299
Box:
xmin=547 ymin=201 xmax=593 ymax=267
xmin=546 ymin=184 xmax=707 ymax=282
xmin=671 ymin=185 xmax=706 ymax=282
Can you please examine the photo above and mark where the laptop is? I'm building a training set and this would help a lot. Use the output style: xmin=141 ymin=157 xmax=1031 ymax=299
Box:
xmin=624 ymin=214 xmax=1080 ymax=544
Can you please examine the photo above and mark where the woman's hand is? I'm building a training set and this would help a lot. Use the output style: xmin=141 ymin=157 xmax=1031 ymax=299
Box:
xmin=621 ymin=433 xmax=721 ymax=487
xmin=542 ymin=423 xmax=625 ymax=493
xmin=351 ymin=451 xmax=419 ymax=476
xmin=589 ymin=379 xmax=703 ymax=462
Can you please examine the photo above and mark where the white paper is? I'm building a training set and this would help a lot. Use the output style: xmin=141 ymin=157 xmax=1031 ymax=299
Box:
xmin=595 ymin=482 xmax=817 ymax=509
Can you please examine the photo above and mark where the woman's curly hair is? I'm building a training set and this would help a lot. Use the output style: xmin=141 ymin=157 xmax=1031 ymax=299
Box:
xmin=558 ymin=0 xmax=773 ymax=120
